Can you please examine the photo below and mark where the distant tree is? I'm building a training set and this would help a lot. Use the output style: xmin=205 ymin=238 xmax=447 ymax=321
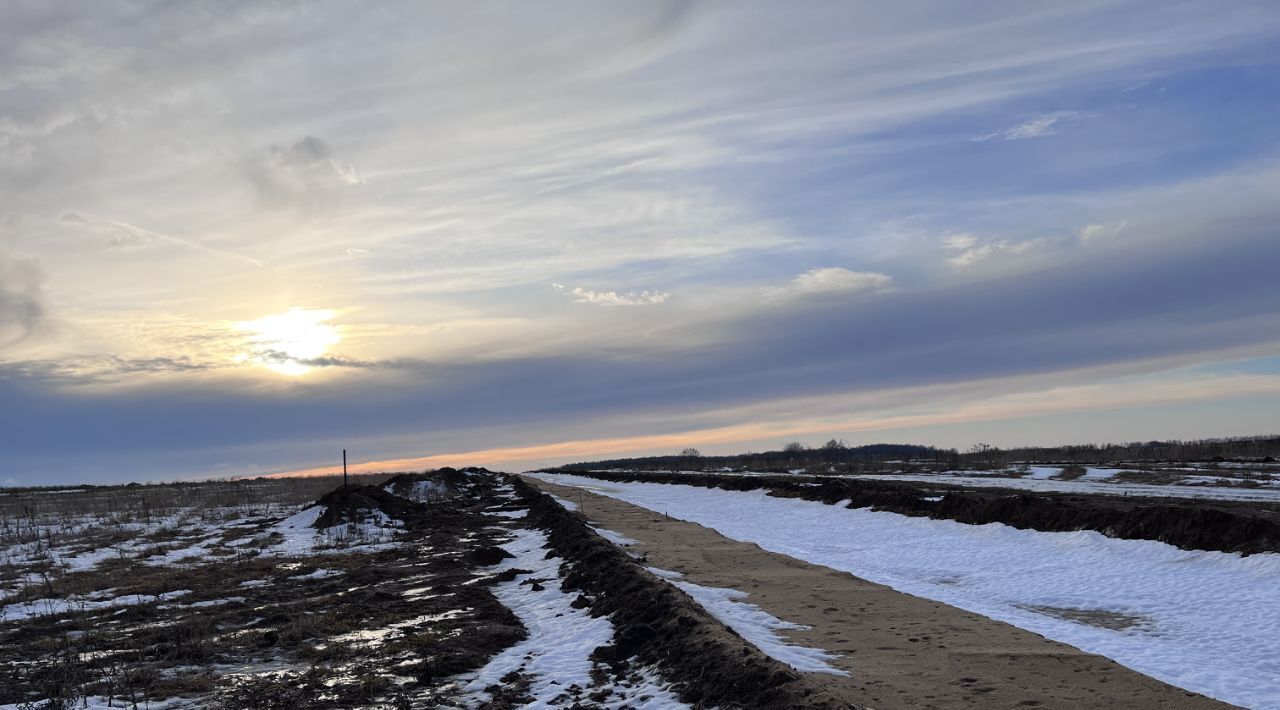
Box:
xmin=823 ymin=438 xmax=847 ymax=450
xmin=680 ymin=448 xmax=702 ymax=458
xmin=783 ymin=441 xmax=807 ymax=453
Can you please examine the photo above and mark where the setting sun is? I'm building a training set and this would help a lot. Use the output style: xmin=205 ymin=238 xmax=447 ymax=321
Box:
xmin=234 ymin=308 xmax=340 ymax=376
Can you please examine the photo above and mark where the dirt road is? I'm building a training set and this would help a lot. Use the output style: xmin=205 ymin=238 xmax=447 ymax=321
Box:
xmin=525 ymin=476 xmax=1235 ymax=710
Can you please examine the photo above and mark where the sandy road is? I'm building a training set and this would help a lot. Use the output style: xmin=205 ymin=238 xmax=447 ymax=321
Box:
xmin=524 ymin=476 xmax=1235 ymax=710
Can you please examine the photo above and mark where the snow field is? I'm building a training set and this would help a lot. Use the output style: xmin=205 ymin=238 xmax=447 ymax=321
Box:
xmin=854 ymin=471 xmax=1280 ymax=502
xmin=537 ymin=473 xmax=1280 ymax=710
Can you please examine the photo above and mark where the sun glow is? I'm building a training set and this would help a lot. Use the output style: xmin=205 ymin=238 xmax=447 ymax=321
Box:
xmin=235 ymin=308 xmax=340 ymax=376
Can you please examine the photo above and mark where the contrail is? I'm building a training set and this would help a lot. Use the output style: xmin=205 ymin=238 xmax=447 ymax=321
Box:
xmin=108 ymin=221 xmax=268 ymax=269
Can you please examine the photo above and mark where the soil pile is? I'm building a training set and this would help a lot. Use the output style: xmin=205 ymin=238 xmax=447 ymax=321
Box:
xmin=312 ymin=483 xmax=426 ymax=529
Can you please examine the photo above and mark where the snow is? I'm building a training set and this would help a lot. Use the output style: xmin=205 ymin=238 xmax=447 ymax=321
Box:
xmin=390 ymin=478 xmax=451 ymax=502
xmin=140 ymin=537 xmax=221 ymax=566
xmin=548 ymin=493 xmax=579 ymax=511
xmin=252 ymin=505 xmax=401 ymax=555
xmin=266 ymin=505 xmax=324 ymax=554
xmin=179 ymin=596 xmax=246 ymax=609
xmin=2 ymin=589 xmax=191 ymax=622
xmin=289 ymin=568 xmax=340 ymax=580
xmin=484 ymin=509 xmax=529 ymax=519
xmin=852 ymin=472 xmax=1280 ymax=502
xmin=464 ymin=527 xmax=686 ymax=709
xmin=1023 ymin=466 xmax=1060 ymax=479
xmin=1 ymin=696 xmax=198 ymax=710
xmin=537 ymin=473 xmax=1280 ymax=710
xmin=57 ymin=545 xmax=128 ymax=572
xmin=645 ymin=566 xmax=846 ymax=675
xmin=330 ymin=610 xmax=470 ymax=649
xmin=590 ymin=525 xmax=638 ymax=547
xmin=464 ymin=528 xmax=611 ymax=703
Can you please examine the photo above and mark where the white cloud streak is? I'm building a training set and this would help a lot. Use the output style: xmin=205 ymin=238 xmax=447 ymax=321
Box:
xmin=553 ymin=283 xmax=670 ymax=306
xmin=972 ymin=111 xmax=1097 ymax=142
xmin=771 ymin=268 xmax=893 ymax=299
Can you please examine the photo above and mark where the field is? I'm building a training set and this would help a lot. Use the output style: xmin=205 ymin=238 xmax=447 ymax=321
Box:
xmin=1 ymin=464 xmax=1277 ymax=709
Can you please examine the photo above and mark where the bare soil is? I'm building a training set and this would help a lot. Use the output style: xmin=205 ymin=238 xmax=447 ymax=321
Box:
xmin=0 ymin=473 xmax=526 ymax=708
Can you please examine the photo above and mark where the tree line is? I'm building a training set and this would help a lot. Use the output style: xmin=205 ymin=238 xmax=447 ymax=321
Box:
xmin=552 ymin=434 xmax=1280 ymax=473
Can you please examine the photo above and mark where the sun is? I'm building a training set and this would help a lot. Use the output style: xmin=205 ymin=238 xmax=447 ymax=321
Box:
xmin=235 ymin=308 xmax=340 ymax=376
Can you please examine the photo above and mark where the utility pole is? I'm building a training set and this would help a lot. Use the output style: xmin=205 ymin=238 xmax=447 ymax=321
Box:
xmin=343 ymin=449 xmax=348 ymax=489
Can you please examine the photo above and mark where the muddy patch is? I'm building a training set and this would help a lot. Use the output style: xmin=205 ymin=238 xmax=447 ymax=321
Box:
xmin=1022 ymin=605 xmax=1152 ymax=632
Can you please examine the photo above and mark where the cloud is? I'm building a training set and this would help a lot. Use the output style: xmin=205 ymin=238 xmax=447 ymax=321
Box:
xmin=771 ymin=268 xmax=892 ymax=299
xmin=247 ymin=135 xmax=361 ymax=208
xmin=5 ymin=355 xmax=212 ymax=382
xmin=552 ymin=283 xmax=670 ymax=306
xmin=57 ymin=213 xmax=267 ymax=267
xmin=1079 ymin=221 xmax=1130 ymax=243
xmin=269 ymin=136 xmax=359 ymax=184
xmin=0 ymin=252 xmax=45 ymax=349
xmin=972 ymin=111 xmax=1096 ymax=142
xmin=943 ymin=234 xmax=1053 ymax=269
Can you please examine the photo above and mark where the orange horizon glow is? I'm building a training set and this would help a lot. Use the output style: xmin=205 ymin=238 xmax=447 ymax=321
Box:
xmin=260 ymin=371 xmax=1280 ymax=479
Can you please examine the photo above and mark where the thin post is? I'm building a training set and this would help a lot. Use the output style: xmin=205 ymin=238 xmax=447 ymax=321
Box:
xmin=343 ymin=449 xmax=348 ymax=489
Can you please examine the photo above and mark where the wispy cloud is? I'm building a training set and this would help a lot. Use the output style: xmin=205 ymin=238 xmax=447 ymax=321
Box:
xmin=1078 ymin=221 xmax=1130 ymax=243
xmin=0 ymin=251 xmax=45 ymax=349
xmin=769 ymin=268 xmax=893 ymax=299
xmin=943 ymin=233 xmax=1057 ymax=269
xmin=552 ymin=283 xmax=670 ymax=306
xmin=972 ymin=111 xmax=1097 ymax=142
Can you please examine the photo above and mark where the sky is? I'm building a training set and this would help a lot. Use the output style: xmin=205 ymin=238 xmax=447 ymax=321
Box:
xmin=3 ymin=1 xmax=1280 ymax=484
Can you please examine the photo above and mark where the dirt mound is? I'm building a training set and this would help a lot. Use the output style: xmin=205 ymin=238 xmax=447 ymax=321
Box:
xmin=468 ymin=545 xmax=515 ymax=566
xmin=312 ymin=483 xmax=426 ymax=529
xmin=510 ymin=477 xmax=865 ymax=710
xmin=572 ymin=471 xmax=1280 ymax=555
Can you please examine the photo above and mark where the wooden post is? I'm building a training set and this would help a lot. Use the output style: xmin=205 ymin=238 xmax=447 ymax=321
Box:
xmin=343 ymin=449 xmax=348 ymax=489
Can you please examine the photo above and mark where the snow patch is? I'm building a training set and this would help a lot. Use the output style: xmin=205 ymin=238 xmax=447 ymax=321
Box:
xmin=548 ymin=493 xmax=579 ymax=511
xmin=590 ymin=526 xmax=638 ymax=547
xmin=647 ymin=567 xmax=846 ymax=675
